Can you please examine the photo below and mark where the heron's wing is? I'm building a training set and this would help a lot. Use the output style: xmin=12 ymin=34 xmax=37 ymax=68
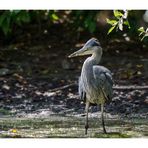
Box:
xmin=78 ymin=76 xmax=86 ymax=101
xmin=93 ymin=65 xmax=113 ymax=101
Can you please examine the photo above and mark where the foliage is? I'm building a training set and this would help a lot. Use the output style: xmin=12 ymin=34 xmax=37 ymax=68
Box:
xmin=0 ymin=10 xmax=147 ymax=44
xmin=106 ymin=10 xmax=130 ymax=34
xmin=106 ymin=10 xmax=148 ymax=43
xmin=0 ymin=10 xmax=30 ymax=35
xmin=138 ymin=27 xmax=148 ymax=41
xmin=0 ymin=10 xmax=59 ymax=36
xmin=71 ymin=11 xmax=98 ymax=33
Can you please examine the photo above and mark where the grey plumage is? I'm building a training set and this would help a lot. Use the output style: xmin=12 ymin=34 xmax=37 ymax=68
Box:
xmin=69 ymin=38 xmax=113 ymax=134
xmin=79 ymin=65 xmax=113 ymax=104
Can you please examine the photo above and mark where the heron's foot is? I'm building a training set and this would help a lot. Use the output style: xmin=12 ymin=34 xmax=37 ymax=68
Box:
xmin=85 ymin=125 xmax=89 ymax=135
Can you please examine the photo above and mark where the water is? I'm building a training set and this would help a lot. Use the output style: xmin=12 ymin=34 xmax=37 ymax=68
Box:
xmin=0 ymin=115 xmax=147 ymax=138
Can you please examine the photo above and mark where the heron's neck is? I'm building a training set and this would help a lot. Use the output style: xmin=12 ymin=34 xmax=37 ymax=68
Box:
xmin=91 ymin=50 xmax=102 ymax=65
xmin=82 ymin=50 xmax=102 ymax=78
xmin=81 ymin=49 xmax=103 ymax=92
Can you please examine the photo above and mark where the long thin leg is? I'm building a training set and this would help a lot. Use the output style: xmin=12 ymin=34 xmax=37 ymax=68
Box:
xmin=85 ymin=101 xmax=89 ymax=135
xmin=101 ymin=104 xmax=107 ymax=134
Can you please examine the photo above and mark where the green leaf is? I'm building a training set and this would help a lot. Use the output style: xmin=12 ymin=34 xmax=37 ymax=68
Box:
xmin=113 ymin=10 xmax=123 ymax=18
xmin=106 ymin=18 xmax=117 ymax=26
xmin=138 ymin=27 xmax=144 ymax=32
xmin=51 ymin=13 xmax=59 ymax=20
xmin=124 ymin=20 xmax=130 ymax=28
xmin=107 ymin=25 xmax=116 ymax=34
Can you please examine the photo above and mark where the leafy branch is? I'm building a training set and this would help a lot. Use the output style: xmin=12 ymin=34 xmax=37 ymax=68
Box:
xmin=106 ymin=10 xmax=130 ymax=34
xmin=138 ymin=27 xmax=148 ymax=41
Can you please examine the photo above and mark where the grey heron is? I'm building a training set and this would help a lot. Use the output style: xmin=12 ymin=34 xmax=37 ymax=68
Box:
xmin=68 ymin=38 xmax=113 ymax=134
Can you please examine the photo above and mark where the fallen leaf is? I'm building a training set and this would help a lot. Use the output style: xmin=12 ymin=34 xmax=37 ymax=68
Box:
xmin=10 ymin=129 xmax=18 ymax=133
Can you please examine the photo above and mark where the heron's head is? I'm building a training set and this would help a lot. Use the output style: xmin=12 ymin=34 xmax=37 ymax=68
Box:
xmin=68 ymin=38 xmax=102 ymax=58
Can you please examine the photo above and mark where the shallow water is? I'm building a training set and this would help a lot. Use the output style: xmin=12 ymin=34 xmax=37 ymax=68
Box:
xmin=0 ymin=115 xmax=147 ymax=138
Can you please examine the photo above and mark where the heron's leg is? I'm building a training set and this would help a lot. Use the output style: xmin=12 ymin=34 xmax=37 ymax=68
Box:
xmin=85 ymin=101 xmax=89 ymax=135
xmin=101 ymin=104 xmax=107 ymax=134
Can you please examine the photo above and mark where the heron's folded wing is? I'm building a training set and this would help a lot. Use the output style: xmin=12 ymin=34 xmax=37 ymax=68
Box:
xmin=93 ymin=65 xmax=113 ymax=100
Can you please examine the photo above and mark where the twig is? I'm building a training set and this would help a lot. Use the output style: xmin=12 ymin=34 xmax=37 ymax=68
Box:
xmin=113 ymin=85 xmax=148 ymax=90
xmin=49 ymin=83 xmax=148 ymax=92
xmin=49 ymin=83 xmax=77 ymax=92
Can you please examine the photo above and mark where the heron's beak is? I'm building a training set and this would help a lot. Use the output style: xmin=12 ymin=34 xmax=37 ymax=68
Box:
xmin=68 ymin=46 xmax=89 ymax=58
